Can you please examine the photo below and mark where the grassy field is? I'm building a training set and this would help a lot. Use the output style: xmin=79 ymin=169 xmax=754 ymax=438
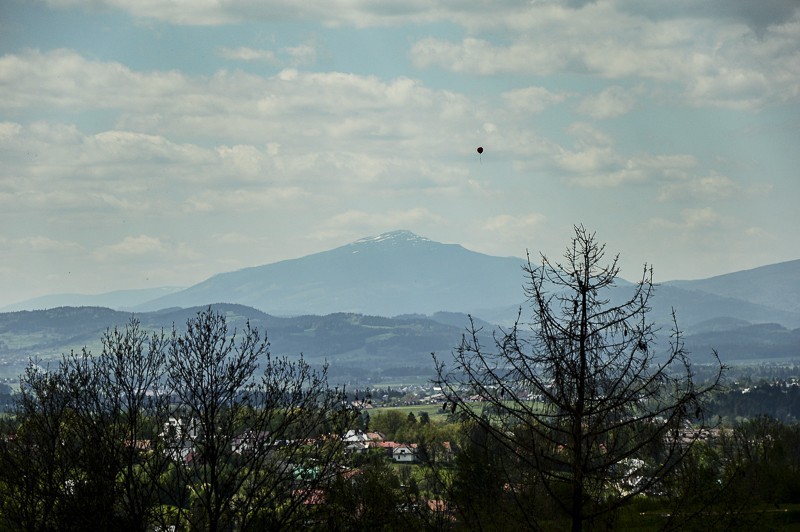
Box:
xmin=370 ymin=403 xmax=450 ymax=423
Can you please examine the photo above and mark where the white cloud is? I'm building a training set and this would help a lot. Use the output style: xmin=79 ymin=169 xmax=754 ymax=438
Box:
xmin=576 ymin=85 xmax=641 ymax=119
xmin=183 ymin=187 xmax=310 ymax=213
xmin=0 ymin=50 xmax=479 ymax=155
xmin=41 ymin=0 xmax=526 ymax=28
xmin=216 ymin=43 xmax=317 ymax=67
xmin=0 ymin=121 xmax=219 ymax=212
xmin=461 ymin=213 xmax=549 ymax=260
xmin=0 ymin=49 xmax=187 ymax=111
xmin=649 ymin=207 xmax=729 ymax=230
xmin=658 ymin=172 xmax=740 ymax=201
xmin=658 ymin=171 xmax=775 ymax=203
xmin=212 ymin=232 xmax=264 ymax=246
xmin=743 ymin=226 xmax=777 ymax=242
xmin=0 ymin=121 xmax=23 ymax=138
xmin=215 ymin=144 xmax=270 ymax=180
xmin=216 ymin=46 xmax=279 ymax=63
xmin=94 ymin=235 xmax=166 ymax=259
xmin=565 ymin=122 xmax=615 ymax=148
xmin=283 ymin=44 xmax=317 ymax=66
xmin=410 ymin=37 xmax=568 ymax=76
xmin=556 ymin=146 xmax=622 ymax=175
xmin=15 ymin=236 xmax=83 ymax=253
xmin=502 ymin=86 xmax=569 ymax=114
xmin=617 ymin=0 xmax=800 ymax=36
xmin=549 ymin=122 xmax=702 ymax=189
xmin=44 ymin=0 xmax=240 ymax=25
xmin=0 ymin=113 xmax=480 ymax=245
xmin=407 ymin=4 xmax=800 ymax=110
xmin=563 ymin=152 xmax=700 ymax=188
xmin=92 ymin=235 xmax=202 ymax=263
xmin=484 ymin=213 xmax=545 ymax=233
xmin=12 ymin=124 xmax=263 ymax=180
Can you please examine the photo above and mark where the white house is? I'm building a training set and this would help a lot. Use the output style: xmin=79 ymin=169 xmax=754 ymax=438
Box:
xmin=392 ymin=444 xmax=417 ymax=463
xmin=343 ymin=429 xmax=371 ymax=452
xmin=160 ymin=416 xmax=198 ymax=462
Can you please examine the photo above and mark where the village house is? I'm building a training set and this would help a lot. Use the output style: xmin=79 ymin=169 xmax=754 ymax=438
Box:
xmin=392 ymin=444 xmax=417 ymax=463
xmin=342 ymin=429 xmax=372 ymax=452
xmin=231 ymin=430 xmax=272 ymax=455
xmin=160 ymin=416 xmax=198 ymax=462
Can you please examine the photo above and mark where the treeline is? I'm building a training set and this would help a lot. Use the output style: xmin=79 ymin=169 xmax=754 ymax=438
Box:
xmin=0 ymin=309 xmax=358 ymax=531
xmin=711 ymin=382 xmax=800 ymax=422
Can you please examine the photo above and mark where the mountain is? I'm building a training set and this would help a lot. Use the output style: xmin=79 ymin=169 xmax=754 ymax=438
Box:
xmin=620 ymin=283 xmax=800 ymax=331
xmin=665 ymin=259 xmax=800 ymax=315
xmin=132 ymin=231 xmax=800 ymax=330
xmin=677 ymin=323 xmax=800 ymax=363
xmin=5 ymin=229 xmax=800 ymax=334
xmin=136 ymin=230 xmax=527 ymax=317
xmin=0 ymin=286 xmax=185 ymax=313
xmin=2 ymin=232 xmax=797 ymax=385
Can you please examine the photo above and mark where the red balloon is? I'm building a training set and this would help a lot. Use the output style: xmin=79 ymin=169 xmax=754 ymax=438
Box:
xmin=477 ymin=146 xmax=484 ymax=154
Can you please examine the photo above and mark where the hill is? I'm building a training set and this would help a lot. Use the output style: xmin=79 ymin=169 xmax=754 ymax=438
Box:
xmin=665 ymin=259 xmax=800 ymax=315
xmin=0 ymin=287 xmax=185 ymax=313
xmin=0 ymin=304 xmax=479 ymax=384
xmin=1 ymin=302 xmax=797 ymax=387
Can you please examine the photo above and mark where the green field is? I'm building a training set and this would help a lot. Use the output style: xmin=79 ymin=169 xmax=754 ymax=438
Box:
xmin=370 ymin=403 xmax=450 ymax=423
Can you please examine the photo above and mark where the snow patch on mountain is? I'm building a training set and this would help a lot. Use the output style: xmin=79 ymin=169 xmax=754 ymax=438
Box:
xmin=351 ymin=230 xmax=432 ymax=246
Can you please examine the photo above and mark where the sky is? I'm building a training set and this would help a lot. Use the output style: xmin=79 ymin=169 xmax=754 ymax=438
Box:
xmin=1 ymin=0 xmax=799 ymax=307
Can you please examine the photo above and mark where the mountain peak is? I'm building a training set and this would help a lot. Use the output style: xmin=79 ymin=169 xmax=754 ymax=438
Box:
xmin=350 ymin=230 xmax=432 ymax=246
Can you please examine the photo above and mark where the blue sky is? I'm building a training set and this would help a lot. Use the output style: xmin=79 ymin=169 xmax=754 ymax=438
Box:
xmin=1 ymin=0 xmax=798 ymax=306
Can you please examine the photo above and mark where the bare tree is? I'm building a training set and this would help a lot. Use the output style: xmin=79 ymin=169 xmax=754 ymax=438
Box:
xmin=163 ymin=307 xmax=356 ymax=531
xmin=434 ymin=225 xmax=724 ymax=531
xmin=0 ymin=362 xmax=76 ymax=531
xmin=1 ymin=309 xmax=357 ymax=531
xmin=61 ymin=318 xmax=170 ymax=531
xmin=0 ymin=319 xmax=172 ymax=531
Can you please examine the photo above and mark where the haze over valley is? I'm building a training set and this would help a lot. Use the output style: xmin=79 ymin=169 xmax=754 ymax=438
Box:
xmin=2 ymin=231 xmax=797 ymax=384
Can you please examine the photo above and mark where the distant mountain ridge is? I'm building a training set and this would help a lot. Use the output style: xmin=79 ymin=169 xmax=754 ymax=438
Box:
xmin=107 ymin=231 xmax=800 ymax=331
xmin=1 ymin=231 xmax=798 ymax=382
xmin=665 ymin=259 xmax=800 ymax=315
xmin=135 ymin=230 xmax=527 ymax=317
xmin=0 ymin=304 xmax=796 ymax=387
xmin=4 ymin=231 xmax=800 ymax=332
xmin=0 ymin=287 xmax=185 ymax=313
xmin=0 ymin=304 xmax=476 ymax=383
